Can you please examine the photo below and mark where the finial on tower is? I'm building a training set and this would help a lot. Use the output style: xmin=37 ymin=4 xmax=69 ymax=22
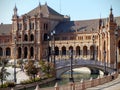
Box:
xmin=110 ymin=6 xmax=113 ymax=14
xmin=45 ymin=2 xmax=47 ymax=6
xmin=109 ymin=6 xmax=114 ymax=22
xmin=14 ymin=4 xmax=17 ymax=13
xmin=13 ymin=4 xmax=18 ymax=17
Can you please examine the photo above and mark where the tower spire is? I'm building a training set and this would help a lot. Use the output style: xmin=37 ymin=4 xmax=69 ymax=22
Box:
xmin=14 ymin=4 xmax=17 ymax=16
xmin=109 ymin=6 xmax=114 ymax=22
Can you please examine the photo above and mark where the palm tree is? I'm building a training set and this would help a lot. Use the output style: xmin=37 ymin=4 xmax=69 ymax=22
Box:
xmin=0 ymin=57 xmax=10 ymax=87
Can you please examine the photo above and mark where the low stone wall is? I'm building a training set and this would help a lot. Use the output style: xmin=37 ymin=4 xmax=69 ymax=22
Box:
xmin=53 ymin=72 xmax=118 ymax=90
xmin=0 ymin=72 xmax=118 ymax=90
xmin=0 ymin=78 xmax=56 ymax=90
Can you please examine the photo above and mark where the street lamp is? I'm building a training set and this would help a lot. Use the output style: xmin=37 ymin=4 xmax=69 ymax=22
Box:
xmin=92 ymin=35 xmax=95 ymax=60
xmin=14 ymin=37 xmax=17 ymax=83
xmin=69 ymin=48 xmax=74 ymax=82
xmin=115 ymin=27 xmax=118 ymax=72
xmin=47 ymin=35 xmax=50 ymax=74
xmin=51 ymin=30 xmax=56 ymax=67
xmin=103 ymin=50 xmax=107 ymax=75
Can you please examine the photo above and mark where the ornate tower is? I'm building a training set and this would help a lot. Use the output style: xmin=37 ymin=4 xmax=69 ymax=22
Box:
xmin=107 ymin=7 xmax=117 ymax=64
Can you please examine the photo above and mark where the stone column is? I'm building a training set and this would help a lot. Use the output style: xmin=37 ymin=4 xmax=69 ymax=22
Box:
xmin=27 ymin=46 xmax=30 ymax=60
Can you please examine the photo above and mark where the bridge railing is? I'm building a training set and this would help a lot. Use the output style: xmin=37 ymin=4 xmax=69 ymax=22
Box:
xmin=55 ymin=59 xmax=115 ymax=70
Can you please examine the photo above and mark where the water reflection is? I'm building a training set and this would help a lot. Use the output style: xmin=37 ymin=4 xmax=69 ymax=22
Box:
xmin=20 ymin=67 xmax=103 ymax=90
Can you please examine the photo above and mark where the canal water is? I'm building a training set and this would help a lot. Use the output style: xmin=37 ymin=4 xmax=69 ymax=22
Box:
xmin=20 ymin=67 xmax=103 ymax=90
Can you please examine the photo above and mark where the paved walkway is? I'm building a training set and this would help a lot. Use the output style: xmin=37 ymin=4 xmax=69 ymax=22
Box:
xmin=87 ymin=74 xmax=120 ymax=90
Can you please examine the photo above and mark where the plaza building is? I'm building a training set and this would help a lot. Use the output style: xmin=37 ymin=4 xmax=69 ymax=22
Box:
xmin=0 ymin=3 xmax=120 ymax=68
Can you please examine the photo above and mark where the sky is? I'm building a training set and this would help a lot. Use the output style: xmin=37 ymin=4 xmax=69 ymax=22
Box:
xmin=0 ymin=0 xmax=120 ymax=24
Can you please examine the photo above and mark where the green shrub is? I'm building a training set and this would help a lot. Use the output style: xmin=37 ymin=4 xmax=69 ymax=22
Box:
xmin=0 ymin=82 xmax=15 ymax=88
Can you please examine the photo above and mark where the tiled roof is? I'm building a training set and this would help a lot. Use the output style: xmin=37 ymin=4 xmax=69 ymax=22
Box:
xmin=27 ymin=4 xmax=63 ymax=17
xmin=0 ymin=24 xmax=11 ymax=35
xmin=55 ymin=16 xmax=120 ymax=34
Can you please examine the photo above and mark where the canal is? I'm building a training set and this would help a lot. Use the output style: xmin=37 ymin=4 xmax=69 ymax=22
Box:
xmin=20 ymin=67 xmax=103 ymax=90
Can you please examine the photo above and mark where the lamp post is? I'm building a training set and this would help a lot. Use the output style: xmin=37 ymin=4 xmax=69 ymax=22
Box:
xmin=115 ymin=27 xmax=118 ymax=72
xmin=51 ymin=30 xmax=56 ymax=67
xmin=92 ymin=35 xmax=95 ymax=60
xmin=47 ymin=35 xmax=50 ymax=74
xmin=103 ymin=50 xmax=107 ymax=75
xmin=14 ymin=37 xmax=17 ymax=83
xmin=69 ymin=48 xmax=74 ymax=82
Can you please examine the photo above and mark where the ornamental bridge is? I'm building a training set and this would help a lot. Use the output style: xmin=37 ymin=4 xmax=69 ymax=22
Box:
xmin=55 ymin=59 xmax=115 ymax=79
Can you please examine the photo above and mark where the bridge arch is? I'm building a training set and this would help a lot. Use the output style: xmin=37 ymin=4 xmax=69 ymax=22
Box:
xmin=56 ymin=65 xmax=104 ymax=79
xmin=56 ymin=59 xmax=114 ymax=79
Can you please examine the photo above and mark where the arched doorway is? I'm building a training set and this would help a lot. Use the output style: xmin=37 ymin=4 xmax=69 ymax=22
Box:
xmin=76 ymin=46 xmax=80 ymax=56
xmin=18 ymin=47 xmax=21 ymax=58
xmin=0 ymin=47 xmax=3 ymax=56
xmin=90 ymin=46 xmax=94 ymax=60
xmin=55 ymin=47 xmax=59 ymax=55
xmin=24 ymin=47 xmax=28 ymax=58
xmin=6 ymin=47 xmax=11 ymax=56
xmin=83 ymin=46 xmax=87 ymax=57
xmin=62 ymin=46 xmax=66 ymax=55
xmin=30 ymin=47 xmax=34 ymax=58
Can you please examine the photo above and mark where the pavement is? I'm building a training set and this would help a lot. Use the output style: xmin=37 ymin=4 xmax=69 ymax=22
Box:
xmin=87 ymin=74 xmax=120 ymax=90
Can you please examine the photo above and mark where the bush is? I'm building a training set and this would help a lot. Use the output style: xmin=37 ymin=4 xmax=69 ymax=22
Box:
xmin=0 ymin=82 xmax=15 ymax=88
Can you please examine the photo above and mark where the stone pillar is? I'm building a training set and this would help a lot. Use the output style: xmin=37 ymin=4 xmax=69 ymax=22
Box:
xmin=54 ymin=82 xmax=59 ymax=90
xmin=27 ymin=46 xmax=30 ymax=59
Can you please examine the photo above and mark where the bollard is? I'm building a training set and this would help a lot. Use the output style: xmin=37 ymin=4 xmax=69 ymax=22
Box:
xmin=11 ymin=88 xmax=14 ymax=90
xmin=54 ymin=82 xmax=59 ymax=90
xmin=69 ymin=82 xmax=75 ymax=90
xmin=81 ymin=79 xmax=85 ymax=90
xmin=35 ymin=84 xmax=40 ymax=90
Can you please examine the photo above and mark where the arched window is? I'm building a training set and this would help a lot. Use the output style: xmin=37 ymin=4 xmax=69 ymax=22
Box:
xmin=76 ymin=46 xmax=80 ymax=56
xmin=30 ymin=34 xmax=34 ymax=41
xmin=44 ymin=33 xmax=48 ymax=41
xmin=118 ymin=41 xmax=120 ymax=55
xmin=83 ymin=46 xmax=87 ymax=57
xmin=30 ymin=47 xmax=34 ymax=58
xmin=24 ymin=23 xmax=27 ymax=30
xmin=18 ymin=47 xmax=21 ymax=58
xmin=0 ymin=47 xmax=3 ymax=56
xmin=62 ymin=46 xmax=66 ymax=55
xmin=24 ymin=34 xmax=28 ymax=41
xmin=24 ymin=47 xmax=28 ymax=58
xmin=6 ymin=47 xmax=11 ymax=56
xmin=55 ymin=47 xmax=59 ymax=55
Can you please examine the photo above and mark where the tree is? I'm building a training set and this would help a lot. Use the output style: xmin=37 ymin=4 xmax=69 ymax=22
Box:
xmin=39 ymin=60 xmax=55 ymax=78
xmin=24 ymin=60 xmax=38 ymax=81
xmin=0 ymin=57 xmax=10 ymax=87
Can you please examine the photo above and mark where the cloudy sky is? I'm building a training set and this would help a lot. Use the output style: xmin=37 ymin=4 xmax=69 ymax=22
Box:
xmin=0 ymin=0 xmax=120 ymax=24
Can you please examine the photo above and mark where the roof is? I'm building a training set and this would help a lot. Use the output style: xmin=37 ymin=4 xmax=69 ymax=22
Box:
xmin=55 ymin=16 xmax=120 ymax=34
xmin=27 ymin=4 xmax=63 ymax=17
xmin=0 ymin=24 xmax=11 ymax=35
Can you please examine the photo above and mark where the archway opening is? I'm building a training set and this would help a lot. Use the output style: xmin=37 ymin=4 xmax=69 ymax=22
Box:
xmin=18 ymin=47 xmax=21 ymax=58
xmin=0 ymin=47 xmax=3 ymax=56
xmin=6 ymin=47 xmax=11 ymax=56
xmin=30 ymin=47 xmax=34 ymax=58
xmin=24 ymin=47 xmax=28 ymax=58
xmin=55 ymin=47 xmax=59 ymax=55
xmin=76 ymin=46 xmax=80 ymax=56
xmin=30 ymin=34 xmax=34 ymax=41
xmin=62 ymin=46 xmax=66 ymax=55
xmin=83 ymin=46 xmax=87 ymax=57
